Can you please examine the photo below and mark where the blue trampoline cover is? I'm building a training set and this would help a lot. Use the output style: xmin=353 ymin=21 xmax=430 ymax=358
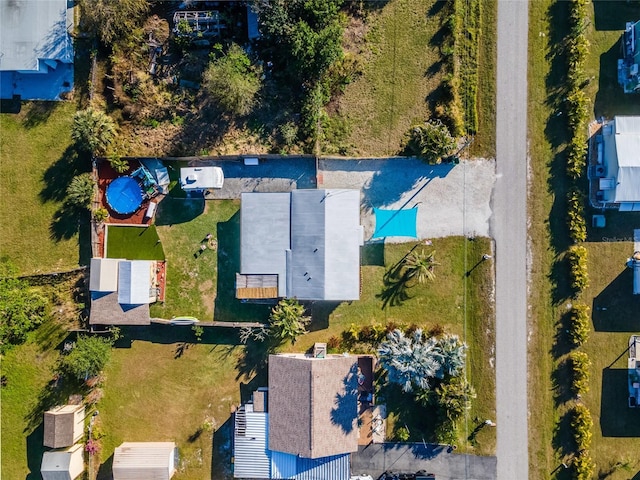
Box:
xmin=106 ymin=176 xmax=143 ymax=215
xmin=372 ymin=207 xmax=418 ymax=239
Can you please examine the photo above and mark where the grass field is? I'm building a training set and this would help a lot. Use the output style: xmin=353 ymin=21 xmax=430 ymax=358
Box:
xmin=105 ymin=225 xmax=166 ymax=260
xmin=336 ymin=0 xmax=446 ymax=156
xmin=0 ymin=102 xmax=88 ymax=275
xmin=527 ymin=1 xmax=640 ymax=478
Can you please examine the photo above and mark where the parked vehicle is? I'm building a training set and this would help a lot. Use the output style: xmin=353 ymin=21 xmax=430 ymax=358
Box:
xmin=378 ymin=471 xmax=435 ymax=480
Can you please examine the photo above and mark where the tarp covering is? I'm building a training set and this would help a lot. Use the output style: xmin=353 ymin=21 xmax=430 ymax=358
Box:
xmin=372 ymin=207 xmax=418 ymax=239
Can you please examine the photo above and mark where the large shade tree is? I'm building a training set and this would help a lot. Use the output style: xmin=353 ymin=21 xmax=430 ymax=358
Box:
xmin=62 ymin=335 xmax=113 ymax=381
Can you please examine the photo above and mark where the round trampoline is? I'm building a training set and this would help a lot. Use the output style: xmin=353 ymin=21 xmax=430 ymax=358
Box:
xmin=106 ymin=176 xmax=143 ymax=215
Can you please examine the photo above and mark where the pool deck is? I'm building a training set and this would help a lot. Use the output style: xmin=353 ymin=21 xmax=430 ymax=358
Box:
xmin=97 ymin=160 xmax=155 ymax=226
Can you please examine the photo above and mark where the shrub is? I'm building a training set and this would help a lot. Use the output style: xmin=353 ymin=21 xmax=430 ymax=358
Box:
xmin=395 ymin=425 xmax=410 ymax=442
xmin=0 ymin=266 xmax=49 ymax=352
xmin=567 ymin=304 xmax=591 ymax=347
xmin=93 ymin=207 xmax=109 ymax=223
xmin=403 ymin=120 xmax=457 ymax=164
xmin=78 ymin=0 xmax=149 ymax=45
xmin=572 ymin=451 xmax=595 ymax=480
xmin=203 ymin=43 xmax=262 ymax=116
xmin=61 ymin=335 xmax=113 ymax=381
xmin=567 ymin=188 xmax=586 ymax=243
xmin=570 ymin=403 xmax=593 ymax=452
xmin=108 ymin=153 xmax=129 ymax=174
xmin=327 ymin=335 xmax=341 ymax=352
xmin=268 ymin=298 xmax=309 ymax=344
xmin=567 ymin=245 xmax=589 ymax=294
xmin=569 ymin=351 xmax=591 ymax=396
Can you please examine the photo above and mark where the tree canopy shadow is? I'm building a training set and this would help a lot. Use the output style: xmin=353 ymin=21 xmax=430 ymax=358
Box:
xmin=552 ymin=408 xmax=574 ymax=458
xmin=592 ymin=269 xmax=640 ymax=332
xmin=330 ymin=363 xmax=358 ymax=434
xmin=309 ymin=301 xmax=340 ymax=332
xmin=551 ymin=359 xmax=574 ymax=407
xmin=23 ymin=102 xmax=60 ymax=129
xmin=40 ymin=146 xmax=87 ymax=204
xmin=49 ymin=204 xmax=90 ymax=242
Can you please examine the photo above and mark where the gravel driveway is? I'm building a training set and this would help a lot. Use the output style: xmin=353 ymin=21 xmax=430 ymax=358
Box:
xmin=318 ymin=157 xmax=496 ymax=241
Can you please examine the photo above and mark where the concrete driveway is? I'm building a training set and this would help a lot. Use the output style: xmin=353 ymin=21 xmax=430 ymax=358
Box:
xmin=318 ymin=157 xmax=495 ymax=241
xmin=351 ymin=443 xmax=497 ymax=480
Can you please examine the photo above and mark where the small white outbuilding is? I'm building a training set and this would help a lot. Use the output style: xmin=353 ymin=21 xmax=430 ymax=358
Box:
xmin=113 ymin=442 xmax=177 ymax=480
xmin=41 ymin=444 xmax=84 ymax=480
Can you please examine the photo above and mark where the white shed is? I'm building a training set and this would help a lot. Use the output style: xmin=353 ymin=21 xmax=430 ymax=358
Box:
xmin=41 ymin=444 xmax=84 ymax=480
xmin=113 ymin=442 xmax=177 ymax=480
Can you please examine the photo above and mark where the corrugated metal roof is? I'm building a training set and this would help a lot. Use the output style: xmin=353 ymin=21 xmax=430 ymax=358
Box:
xmin=239 ymin=190 xmax=362 ymax=301
xmin=117 ymin=260 xmax=151 ymax=305
xmin=90 ymin=258 xmax=119 ymax=292
xmin=0 ymin=0 xmax=72 ymax=71
xmin=234 ymin=404 xmax=271 ymax=479
xmin=271 ymin=451 xmax=350 ymax=480
xmin=240 ymin=192 xmax=290 ymax=297
xmin=113 ymin=442 xmax=176 ymax=480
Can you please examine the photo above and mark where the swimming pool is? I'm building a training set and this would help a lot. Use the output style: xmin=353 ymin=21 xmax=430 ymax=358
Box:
xmin=106 ymin=176 xmax=143 ymax=215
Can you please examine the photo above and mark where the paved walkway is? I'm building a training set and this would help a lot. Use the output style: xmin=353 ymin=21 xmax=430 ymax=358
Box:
xmin=351 ymin=443 xmax=497 ymax=480
xmin=493 ymin=1 xmax=529 ymax=478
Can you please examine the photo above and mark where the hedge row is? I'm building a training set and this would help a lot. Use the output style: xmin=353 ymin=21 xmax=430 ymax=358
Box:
xmin=567 ymin=245 xmax=589 ymax=295
xmin=565 ymin=0 xmax=591 ymax=180
xmin=569 ymin=351 xmax=591 ymax=396
xmin=567 ymin=304 xmax=591 ymax=347
xmin=567 ymin=188 xmax=587 ymax=243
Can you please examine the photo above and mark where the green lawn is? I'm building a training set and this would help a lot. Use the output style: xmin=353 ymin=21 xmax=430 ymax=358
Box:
xmin=105 ymin=225 xmax=166 ymax=260
xmin=0 ymin=102 xmax=88 ymax=275
xmin=280 ymin=237 xmax=496 ymax=455
xmin=96 ymin=334 xmax=242 ymax=480
xmin=528 ymin=1 xmax=640 ymax=477
xmin=0 ymin=323 xmax=70 ymax=480
xmin=336 ymin=0 xmax=446 ymax=156
xmin=150 ymin=197 xmax=269 ymax=322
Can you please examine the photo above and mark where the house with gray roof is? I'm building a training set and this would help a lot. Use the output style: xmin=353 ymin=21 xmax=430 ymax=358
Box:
xmin=0 ymin=0 xmax=74 ymax=100
xmin=236 ymin=189 xmax=363 ymax=301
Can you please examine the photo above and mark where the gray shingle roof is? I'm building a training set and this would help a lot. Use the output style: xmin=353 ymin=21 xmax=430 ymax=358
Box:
xmin=89 ymin=292 xmax=150 ymax=326
xmin=268 ymin=354 xmax=359 ymax=459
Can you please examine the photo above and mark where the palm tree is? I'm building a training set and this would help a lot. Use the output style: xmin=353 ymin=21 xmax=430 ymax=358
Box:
xmin=435 ymin=334 xmax=467 ymax=379
xmin=377 ymin=328 xmax=442 ymax=393
xmin=268 ymin=298 xmax=309 ymax=344
xmin=66 ymin=173 xmax=95 ymax=209
xmin=427 ymin=376 xmax=476 ymax=421
xmin=72 ymin=108 xmax=116 ymax=155
xmin=403 ymin=249 xmax=439 ymax=285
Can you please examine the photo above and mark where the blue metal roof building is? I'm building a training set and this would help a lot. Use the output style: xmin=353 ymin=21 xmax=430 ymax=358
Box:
xmin=0 ymin=0 xmax=74 ymax=100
